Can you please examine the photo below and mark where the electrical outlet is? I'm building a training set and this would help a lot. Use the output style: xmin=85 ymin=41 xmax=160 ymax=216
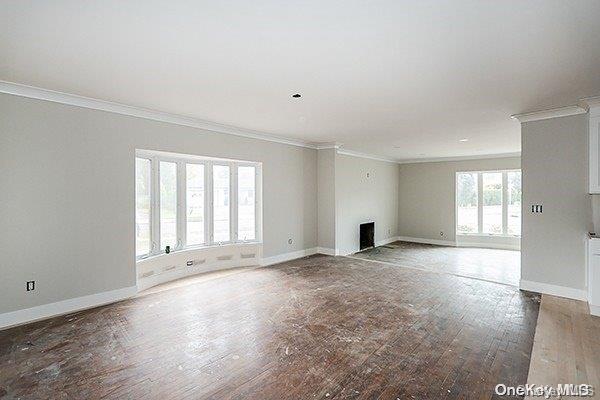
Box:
xmin=288 ymin=238 xmax=293 ymax=245
xmin=186 ymin=260 xmax=193 ymax=266
xmin=440 ymin=231 xmax=444 ymax=237
xmin=387 ymin=228 xmax=391 ymax=235
xmin=26 ymin=281 xmax=35 ymax=291
xmin=531 ymin=204 xmax=543 ymax=213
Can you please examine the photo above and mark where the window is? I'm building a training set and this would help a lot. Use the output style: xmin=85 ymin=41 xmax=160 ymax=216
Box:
xmin=186 ymin=164 xmax=205 ymax=246
xmin=213 ymin=165 xmax=230 ymax=243
xmin=159 ymin=161 xmax=178 ymax=249
xmin=134 ymin=150 xmax=261 ymax=259
xmin=238 ymin=166 xmax=256 ymax=241
xmin=135 ymin=158 xmax=152 ymax=257
xmin=456 ymin=172 xmax=478 ymax=233
xmin=456 ymin=170 xmax=521 ymax=237
xmin=507 ymin=171 xmax=522 ymax=236
xmin=482 ymin=172 xmax=502 ymax=234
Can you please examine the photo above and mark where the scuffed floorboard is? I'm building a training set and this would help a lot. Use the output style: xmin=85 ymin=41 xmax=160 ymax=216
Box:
xmin=0 ymin=255 xmax=539 ymax=399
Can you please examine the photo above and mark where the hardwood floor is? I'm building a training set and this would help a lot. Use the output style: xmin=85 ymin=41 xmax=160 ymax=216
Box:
xmin=526 ymin=294 xmax=600 ymax=399
xmin=352 ymin=241 xmax=520 ymax=286
xmin=0 ymin=255 xmax=539 ymax=399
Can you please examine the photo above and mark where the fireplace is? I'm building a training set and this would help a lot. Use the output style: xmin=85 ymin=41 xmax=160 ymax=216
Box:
xmin=360 ymin=222 xmax=375 ymax=250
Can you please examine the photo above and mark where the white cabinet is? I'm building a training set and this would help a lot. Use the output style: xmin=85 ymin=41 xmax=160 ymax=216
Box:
xmin=587 ymin=98 xmax=600 ymax=193
xmin=588 ymin=237 xmax=600 ymax=316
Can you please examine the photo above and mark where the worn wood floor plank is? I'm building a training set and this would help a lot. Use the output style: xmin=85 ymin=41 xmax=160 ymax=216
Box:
xmin=0 ymin=255 xmax=538 ymax=399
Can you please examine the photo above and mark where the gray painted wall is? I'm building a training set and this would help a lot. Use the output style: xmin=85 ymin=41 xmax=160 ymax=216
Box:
xmin=521 ymin=114 xmax=592 ymax=291
xmin=317 ymin=149 xmax=336 ymax=250
xmin=398 ymin=157 xmax=521 ymax=242
xmin=0 ymin=93 xmax=317 ymax=314
xmin=335 ymin=154 xmax=399 ymax=255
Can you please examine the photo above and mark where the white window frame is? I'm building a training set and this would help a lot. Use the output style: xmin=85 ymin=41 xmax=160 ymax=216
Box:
xmin=455 ymin=169 xmax=521 ymax=238
xmin=235 ymin=162 xmax=260 ymax=243
xmin=135 ymin=150 xmax=262 ymax=260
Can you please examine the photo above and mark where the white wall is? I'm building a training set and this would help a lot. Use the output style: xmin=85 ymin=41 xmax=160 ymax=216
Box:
xmin=520 ymin=113 xmax=592 ymax=297
xmin=0 ymin=93 xmax=317 ymax=314
xmin=335 ymin=153 xmax=400 ymax=255
xmin=398 ymin=157 xmax=521 ymax=244
xmin=317 ymin=149 xmax=336 ymax=251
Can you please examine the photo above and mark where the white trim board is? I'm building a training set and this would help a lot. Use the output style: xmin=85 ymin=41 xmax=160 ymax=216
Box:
xmin=396 ymin=236 xmax=457 ymax=247
xmin=0 ymin=286 xmax=137 ymax=331
xmin=397 ymin=152 xmax=522 ymax=165
xmin=511 ymin=105 xmax=587 ymax=123
xmin=375 ymin=236 xmax=400 ymax=247
xmin=456 ymin=241 xmax=520 ymax=251
xmin=590 ymin=304 xmax=600 ymax=317
xmin=336 ymin=149 xmax=400 ymax=164
xmin=260 ymin=248 xmax=318 ymax=267
xmin=0 ymin=80 xmax=315 ymax=149
xmin=519 ymin=279 xmax=588 ymax=302
xmin=316 ymin=247 xmax=337 ymax=256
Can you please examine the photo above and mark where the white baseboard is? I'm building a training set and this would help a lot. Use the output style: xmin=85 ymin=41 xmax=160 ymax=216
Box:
xmin=0 ymin=286 xmax=137 ymax=331
xmin=316 ymin=247 xmax=337 ymax=256
xmin=519 ymin=279 xmax=588 ymax=301
xmin=590 ymin=304 xmax=600 ymax=317
xmin=260 ymin=247 xmax=318 ymax=267
xmin=375 ymin=236 xmax=400 ymax=247
xmin=456 ymin=242 xmax=520 ymax=251
xmin=396 ymin=236 xmax=456 ymax=247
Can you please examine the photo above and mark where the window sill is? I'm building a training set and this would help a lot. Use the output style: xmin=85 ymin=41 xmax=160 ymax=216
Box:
xmin=136 ymin=241 xmax=262 ymax=263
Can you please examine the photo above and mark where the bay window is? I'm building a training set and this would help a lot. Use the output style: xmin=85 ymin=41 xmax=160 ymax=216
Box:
xmin=456 ymin=170 xmax=521 ymax=237
xmin=212 ymin=165 xmax=231 ymax=243
xmin=135 ymin=150 xmax=261 ymax=259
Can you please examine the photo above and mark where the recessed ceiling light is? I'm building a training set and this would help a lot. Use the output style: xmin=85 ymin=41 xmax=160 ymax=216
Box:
xmin=459 ymin=138 xmax=469 ymax=142
xmin=292 ymin=93 xmax=301 ymax=98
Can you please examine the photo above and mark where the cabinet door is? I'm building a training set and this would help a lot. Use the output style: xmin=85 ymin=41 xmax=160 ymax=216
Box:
xmin=590 ymin=116 xmax=600 ymax=193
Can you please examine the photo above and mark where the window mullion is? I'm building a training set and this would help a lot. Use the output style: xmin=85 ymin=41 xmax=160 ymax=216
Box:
xmin=232 ymin=163 xmax=238 ymax=243
xmin=151 ymin=157 xmax=160 ymax=255
xmin=477 ymin=172 xmax=483 ymax=234
xmin=502 ymin=172 xmax=509 ymax=235
xmin=255 ymin=164 xmax=261 ymax=242
xmin=207 ymin=162 xmax=214 ymax=246
xmin=177 ymin=161 xmax=186 ymax=249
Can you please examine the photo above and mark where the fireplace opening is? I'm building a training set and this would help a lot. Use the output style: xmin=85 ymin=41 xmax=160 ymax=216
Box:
xmin=360 ymin=222 xmax=375 ymax=250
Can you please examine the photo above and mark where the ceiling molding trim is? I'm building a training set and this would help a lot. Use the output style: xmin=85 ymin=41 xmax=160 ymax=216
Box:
xmin=336 ymin=149 xmax=400 ymax=164
xmin=510 ymin=105 xmax=587 ymax=123
xmin=0 ymin=80 xmax=317 ymax=150
xmin=397 ymin=152 xmax=522 ymax=165
xmin=581 ymin=96 xmax=600 ymax=117
xmin=314 ymin=142 xmax=343 ymax=150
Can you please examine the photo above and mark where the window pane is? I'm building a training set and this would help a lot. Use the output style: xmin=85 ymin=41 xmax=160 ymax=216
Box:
xmin=135 ymin=158 xmax=151 ymax=257
xmin=457 ymin=173 xmax=478 ymax=233
xmin=160 ymin=161 xmax=177 ymax=250
xmin=213 ymin=165 xmax=230 ymax=242
xmin=186 ymin=164 xmax=205 ymax=246
xmin=507 ymin=171 xmax=522 ymax=236
xmin=482 ymin=172 xmax=503 ymax=234
xmin=238 ymin=166 xmax=256 ymax=241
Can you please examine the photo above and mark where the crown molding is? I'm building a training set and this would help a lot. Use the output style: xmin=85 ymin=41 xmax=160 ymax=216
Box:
xmin=314 ymin=142 xmax=343 ymax=150
xmin=581 ymin=96 xmax=600 ymax=117
xmin=397 ymin=152 xmax=521 ymax=164
xmin=511 ymin=105 xmax=586 ymax=123
xmin=336 ymin=148 xmax=401 ymax=164
xmin=0 ymin=80 xmax=317 ymax=149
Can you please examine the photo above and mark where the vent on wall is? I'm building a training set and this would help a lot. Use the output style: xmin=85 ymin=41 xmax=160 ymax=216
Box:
xmin=217 ymin=255 xmax=233 ymax=261
xmin=140 ymin=271 xmax=155 ymax=278
xmin=241 ymin=253 xmax=256 ymax=259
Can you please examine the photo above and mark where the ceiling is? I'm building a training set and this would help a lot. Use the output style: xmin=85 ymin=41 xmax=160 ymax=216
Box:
xmin=2 ymin=0 xmax=600 ymax=161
